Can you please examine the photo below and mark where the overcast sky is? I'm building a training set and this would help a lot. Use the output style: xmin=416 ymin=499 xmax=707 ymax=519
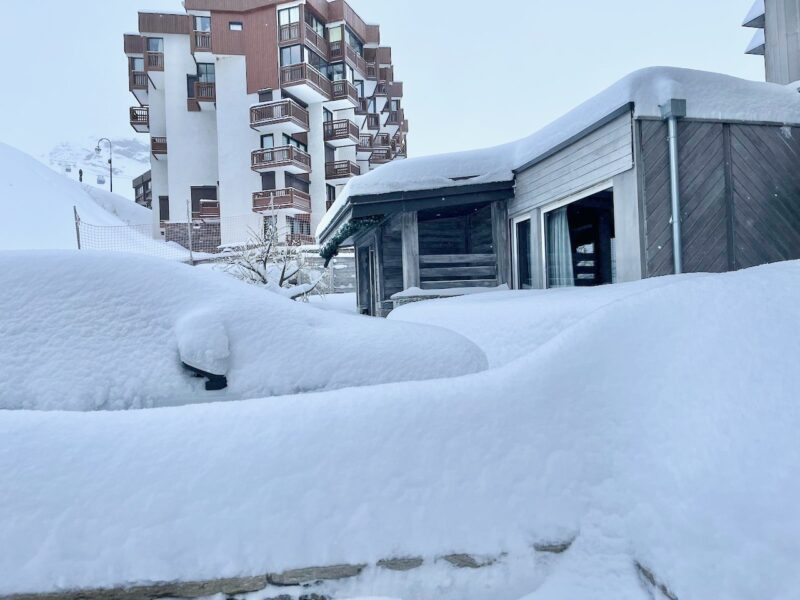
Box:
xmin=0 ymin=0 xmax=762 ymax=161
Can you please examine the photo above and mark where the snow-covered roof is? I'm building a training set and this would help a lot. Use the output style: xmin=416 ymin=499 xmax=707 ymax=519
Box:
xmin=318 ymin=67 xmax=800 ymax=239
xmin=745 ymin=29 xmax=766 ymax=55
xmin=742 ymin=0 xmax=766 ymax=28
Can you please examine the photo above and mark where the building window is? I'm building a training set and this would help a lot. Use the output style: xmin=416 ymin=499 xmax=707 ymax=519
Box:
xmin=287 ymin=215 xmax=311 ymax=236
xmin=345 ymin=27 xmax=363 ymax=56
xmin=131 ymin=57 xmax=144 ymax=72
xmin=280 ymin=45 xmax=303 ymax=67
xmin=391 ymin=99 xmax=401 ymax=111
xmin=194 ymin=16 xmax=211 ymax=32
xmin=159 ymin=196 xmax=170 ymax=222
xmin=328 ymin=62 xmax=346 ymax=81
xmin=515 ymin=219 xmax=532 ymax=289
xmin=258 ymin=89 xmax=273 ymax=103
xmin=354 ymin=79 xmax=365 ymax=97
xmin=147 ymin=38 xmax=163 ymax=52
xmin=283 ymin=134 xmax=307 ymax=152
xmin=186 ymin=74 xmax=198 ymax=98
xmin=229 ymin=21 xmax=243 ymax=31
xmin=306 ymin=47 xmax=328 ymax=73
xmin=305 ymin=11 xmax=325 ymax=37
xmin=323 ymin=108 xmax=333 ymax=123
xmin=329 ymin=26 xmax=343 ymax=43
xmin=326 ymin=184 xmax=336 ymax=210
xmin=278 ymin=6 xmax=300 ymax=26
xmin=261 ymin=134 xmax=274 ymax=149
xmin=197 ymin=63 xmax=215 ymax=83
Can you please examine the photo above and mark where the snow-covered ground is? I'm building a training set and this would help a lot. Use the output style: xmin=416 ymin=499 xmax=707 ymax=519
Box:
xmin=1 ymin=259 xmax=799 ymax=599
xmin=0 ymin=252 xmax=486 ymax=411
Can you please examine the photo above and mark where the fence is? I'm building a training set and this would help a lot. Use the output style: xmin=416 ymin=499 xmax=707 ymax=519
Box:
xmin=73 ymin=207 xmax=356 ymax=294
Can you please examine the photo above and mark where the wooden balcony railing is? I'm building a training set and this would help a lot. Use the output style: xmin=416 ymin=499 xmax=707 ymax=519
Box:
xmin=145 ymin=52 xmax=164 ymax=72
xmin=199 ymin=199 xmax=220 ymax=219
xmin=252 ymin=188 xmax=312 ymax=213
xmin=192 ymin=31 xmax=212 ymax=53
xmin=386 ymin=109 xmax=404 ymax=125
xmin=280 ymin=63 xmax=331 ymax=98
xmin=124 ymin=34 xmax=145 ymax=55
xmin=251 ymin=145 xmax=312 ymax=171
xmin=388 ymin=81 xmax=404 ymax=98
xmin=151 ymin=137 xmax=168 ymax=155
xmin=355 ymin=98 xmax=370 ymax=116
xmin=366 ymin=114 xmax=380 ymax=130
xmin=130 ymin=106 xmax=149 ymax=127
xmin=195 ymin=82 xmax=216 ymax=102
xmin=358 ymin=134 xmax=374 ymax=151
xmin=250 ymin=99 xmax=309 ymax=130
xmin=366 ymin=62 xmax=377 ymax=80
xmin=345 ymin=45 xmax=367 ymax=75
xmin=326 ymin=160 xmax=361 ymax=179
xmin=130 ymin=71 xmax=148 ymax=90
xmin=370 ymin=147 xmax=393 ymax=164
xmin=323 ymin=119 xmax=359 ymax=143
xmin=374 ymin=82 xmax=388 ymax=96
xmin=330 ymin=80 xmax=359 ymax=105
xmin=373 ymin=133 xmax=391 ymax=147
xmin=305 ymin=24 xmax=328 ymax=56
xmin=279 ymin=22 xmax=302 ymax=43
xmin=329 ymin=40 xmax=343 ymax=60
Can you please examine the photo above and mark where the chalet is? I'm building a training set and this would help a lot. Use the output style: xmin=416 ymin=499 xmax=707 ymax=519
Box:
xmin=317 ymin=68 xmax=800 ymax=316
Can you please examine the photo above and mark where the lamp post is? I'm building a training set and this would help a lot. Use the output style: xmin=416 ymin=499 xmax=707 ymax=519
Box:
xmin=95 ymin=138 xmax=113 ymax=193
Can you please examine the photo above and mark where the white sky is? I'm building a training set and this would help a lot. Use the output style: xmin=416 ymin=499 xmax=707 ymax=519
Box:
xmin=0 ymin=0 xmax=763 ymax=161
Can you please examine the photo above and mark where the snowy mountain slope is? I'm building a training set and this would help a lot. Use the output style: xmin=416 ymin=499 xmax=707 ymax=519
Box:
xmin=0 ymin=142 xmax=151 ymax=250
xmin=1 ymin=261 xmax=798 ymax=598
xmin=45 ymin=136 xmax=150 ymax=201
xmin=0 ymin=252 xmax=488 ymax=411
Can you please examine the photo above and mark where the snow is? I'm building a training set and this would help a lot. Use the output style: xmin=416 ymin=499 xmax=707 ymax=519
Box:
xmin=2 ymin=261 xmax=799 ymax=599
xmin=0 ymin=142 xmax=151 ymax=250
xmin=0 ymin=251 xmax=487 ymax=411
xmin=745 ymin=28 xmax=766 ymax=53
xmin=318 ymin=67 xmax=800 ymax=238
xmin=391 ymin=285 xmax=509 ymax=300
xmin=742 ymin=0 xmax=765 ymax=26
xmin=309 ymin=292 xmax=359 ymax=313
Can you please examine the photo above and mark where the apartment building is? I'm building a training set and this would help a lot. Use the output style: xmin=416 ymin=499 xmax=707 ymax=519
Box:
xmin=743 ymin=0 xmax=800 ymax=84
xmin=125 ymin=0 xmax=409 ymax=248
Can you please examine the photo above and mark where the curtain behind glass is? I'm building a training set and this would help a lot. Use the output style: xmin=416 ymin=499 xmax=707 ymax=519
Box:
xmin=547 ymin=207 xmax=575 ymax=288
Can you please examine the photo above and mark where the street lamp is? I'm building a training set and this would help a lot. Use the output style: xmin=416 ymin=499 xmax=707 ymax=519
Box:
xmin=95 ymin=138 xmax=113 ymax=193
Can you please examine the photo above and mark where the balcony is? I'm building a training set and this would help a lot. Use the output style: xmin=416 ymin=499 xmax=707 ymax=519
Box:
xmin=198 ymin=199 xmax=220 ymax=220
xmin=326 ymin=80 xmax=359 ymax=110
xmin=251 ymin=145 xmax=311 ymax=174
xmin=279 ymin=22 xmax=302 ymax=44
xmin=124 ymin=34 xmax=145 ymax=56
xmin=151 ymin=137 xmax=167 ymax=160
xmin=130 ymin=106 xmax=149 ymax=133
xmin=129 ymin=71 xmax=148 ymax=104
xmin=369 ymin=147 xmax=393 ymax=166
xmin=191 ymin=30 xmax=213 ymax=61
xmin=366 ymin=62 xmax=377 ymax=80
xmin=366 ymin=114 xmax=381 ymax=131
xmin=145 ymin=52 xmax=164 ymax=72
xmin=252 ymin=188 xmax=312 ymax=215
xmin=323 ymin=119 xmax=360 ymax=147
xmin=326 ymin=160 xmax=361 ymax=183
xmin=373 ymin=133 xmax=391 ymax=147
xmin=305 ymin=24 xmax=328 ymax=57
xmin=388 ymin=82 xmax=403 ymax=98
xmin=250 ymin=99 xmax=309 ymax=134
xmin=195 ymin=82 xmax=216 ymax=109
xmin=280 ymin=63 xmax=331 ymax=104
xmin=357 ymin=133 xmax=373 ymax=159
xmin=384 ymin=109 xmax=404 ymax=133
xmin=344 ymin=46 xmax=367 ymax=77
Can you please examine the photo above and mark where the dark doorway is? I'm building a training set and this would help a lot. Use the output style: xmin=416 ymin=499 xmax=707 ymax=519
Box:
xmin=545 ymin=189 xmax=615 ymax=287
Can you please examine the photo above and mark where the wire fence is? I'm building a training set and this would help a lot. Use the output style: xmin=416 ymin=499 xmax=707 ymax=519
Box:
xmin=74 ymin=207 xmax=356 ymax=294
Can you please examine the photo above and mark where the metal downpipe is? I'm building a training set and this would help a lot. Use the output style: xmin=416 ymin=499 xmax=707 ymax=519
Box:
xmin=661 ymin=99 xmax=687 ymax=275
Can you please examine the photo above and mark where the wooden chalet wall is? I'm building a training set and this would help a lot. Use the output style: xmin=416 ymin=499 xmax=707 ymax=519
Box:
xmin=640 ymin=120 xmax=800 ymax=277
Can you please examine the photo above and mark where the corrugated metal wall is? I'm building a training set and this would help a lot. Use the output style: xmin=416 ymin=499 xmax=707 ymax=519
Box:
xmin=640 ymin=120 xmax=800 ymax=276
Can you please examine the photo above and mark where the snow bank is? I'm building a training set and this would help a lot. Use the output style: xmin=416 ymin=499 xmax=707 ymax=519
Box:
xmin=318 ymin=67 xmax=800 ymax=237
xmin=2 ymin=262 xmax=799 ymax=599
xmin=0 ymin=251 xmax=487 ymax=411
xmin=0 ymin=142 xmax=151 ymax=250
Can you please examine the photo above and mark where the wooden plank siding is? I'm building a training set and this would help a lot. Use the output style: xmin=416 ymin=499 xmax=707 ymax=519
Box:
xmin=138 ymin=12 xmax=191 ymax=35
xmin=639 ymin=119 xmax=800 ymax=276
xmin=510 ymin=112 xmax=634 ymax=217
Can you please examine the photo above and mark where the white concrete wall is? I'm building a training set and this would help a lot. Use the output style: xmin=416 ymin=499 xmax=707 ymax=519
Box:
xmin=307 ymin=102 xmax=327 ymax=234
xmin=162 ymin=33 xmax=219 ymax=224
xmin=765 ymin=0 xmax=800 ymax=84
xmin=214 ymin=54 xmax=264 ymax=245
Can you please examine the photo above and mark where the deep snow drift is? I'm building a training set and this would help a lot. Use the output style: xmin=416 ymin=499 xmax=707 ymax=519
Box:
xmin=1 ymin=261 xmax=798 ymax=599
xmin=0 ymin=252 xmax=487 ymax=411
xmin=0 ymin=142 xmax=152 ymax=250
